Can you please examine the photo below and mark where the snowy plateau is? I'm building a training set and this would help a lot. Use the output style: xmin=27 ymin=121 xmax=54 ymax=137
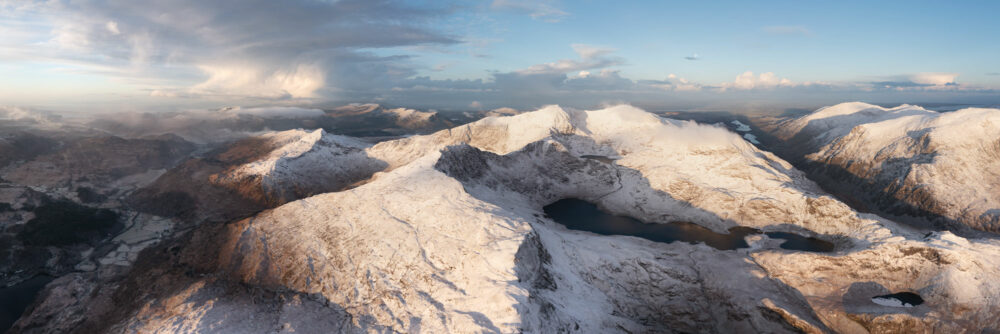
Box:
xmin=10 ymin=104 xmax=1000 ymax=333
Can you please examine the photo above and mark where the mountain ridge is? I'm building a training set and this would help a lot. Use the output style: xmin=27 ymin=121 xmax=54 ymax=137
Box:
xmin=769 ymin=101 xmax=1000 ymax=233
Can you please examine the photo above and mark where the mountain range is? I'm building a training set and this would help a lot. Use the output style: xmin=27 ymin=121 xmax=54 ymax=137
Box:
xmin=2 ymin=103 xmax=1000 ymax=333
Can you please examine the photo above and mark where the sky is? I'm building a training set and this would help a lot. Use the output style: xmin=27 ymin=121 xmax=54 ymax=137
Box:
xmin=1 ymin=0 xmax=999 ymax=113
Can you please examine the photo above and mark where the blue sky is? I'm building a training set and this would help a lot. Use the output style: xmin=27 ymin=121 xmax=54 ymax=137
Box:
xmin=1 ymin=0 xmax=998 ymax=113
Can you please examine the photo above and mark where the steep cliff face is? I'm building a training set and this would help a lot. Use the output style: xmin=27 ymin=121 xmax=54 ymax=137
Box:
xmin=14 ymin=105 xmax=1000 ymax=333
xmin=770 ymin=102 xmax=1000 ymax=233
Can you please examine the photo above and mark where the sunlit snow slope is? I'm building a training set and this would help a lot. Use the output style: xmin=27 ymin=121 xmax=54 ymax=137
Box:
xmin=773 ymin=102 xmax=1000 ymax=233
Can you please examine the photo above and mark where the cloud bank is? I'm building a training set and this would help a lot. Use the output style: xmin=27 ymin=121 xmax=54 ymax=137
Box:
xmin=3 ymin=0 xmax=457 ymax=100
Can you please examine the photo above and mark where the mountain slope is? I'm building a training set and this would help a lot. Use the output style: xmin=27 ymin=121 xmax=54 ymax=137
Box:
xmin=15 ymin=105 xmax=1000 ymax=333
xmin=209 ymin=129 xmax=385 ymax=204
xmin=2 ymin=134 xmax=195 ymax=189
xmin=323 ymin=103 xmax=455 ymax=136
xmin=770 ymin=102 xmax=1000 ymax=233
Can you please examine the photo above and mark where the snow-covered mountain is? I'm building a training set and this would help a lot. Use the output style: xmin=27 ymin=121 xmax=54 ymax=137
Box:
xmin=325 ymin=103 xmax=453 ymax=134
xmin=15 ymin=105 xmax=1000 ymax=333
xmin=209 ymin=129 xmax=385 ymax=204
xmin=382 ymin=108 xmax=438 ymax=129
xmin=770 ymin=102 xmax=1000 ymax=233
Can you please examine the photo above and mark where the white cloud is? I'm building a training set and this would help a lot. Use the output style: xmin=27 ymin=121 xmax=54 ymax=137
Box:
xmin=218 ymin=106 xmax=325 ymax=118
xmin=3 ymin=0 xmax=457 ymax=100
xmin=909 ymin=73 xmax=958 ymax=86
xmin=104 ymin=21 xmax=119 ymax=35
xmin=867 ymin=73 xmax=965 ymax=90
xmin=191 ymin=63 xmax=326 ymax=99
xmin=518 ymin=44 xmax=622 ymax=75
xmin=720 ymin=71 xmax=794 ymax=91
xmin=644 ymin=75 xmax=703 ymax=92
xmin=485 ymin=107 xmax=520 ymax=117
xmin=0 ymin=106 xmax=62 ymax=125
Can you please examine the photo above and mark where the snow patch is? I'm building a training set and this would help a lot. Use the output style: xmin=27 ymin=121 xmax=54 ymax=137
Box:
xmin=731 ymin=120 xmax=751 ymax=132
xmin=871 ymin=297 xmax=915 ymax=308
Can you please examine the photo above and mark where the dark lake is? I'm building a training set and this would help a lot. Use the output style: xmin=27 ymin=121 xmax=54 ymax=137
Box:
xmin=764 ymin=232 xmax=835 ymax=252
xmin=543 ymin=199 xmax=834 ymax=252
xmin=0 ymin=275 xmax=54 ymax=332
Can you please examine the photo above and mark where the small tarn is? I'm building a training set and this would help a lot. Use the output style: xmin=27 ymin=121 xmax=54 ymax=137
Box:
xmin=872 ymin=292 xmax=924 ymax=308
